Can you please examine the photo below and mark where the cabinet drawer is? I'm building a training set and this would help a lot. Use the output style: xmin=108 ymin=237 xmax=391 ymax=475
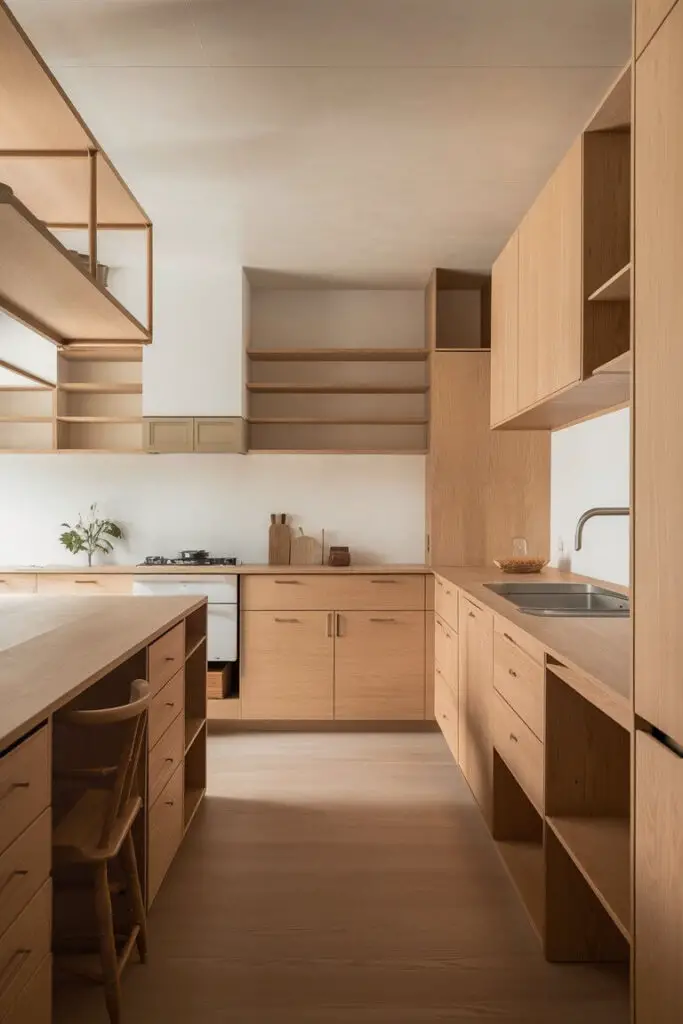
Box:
xmin=434 ymin=614 xmax=455 ymax=674
xmin=242 ymin=573 xmax=425 ymax=611
xmin=0 ymin=730 xmax=50 ymax=859
xmin=35 ymin=574 xmax=132 ymax=595
xmin=148 ymin=765 xmax=184 ymax=907
xmin=149 ymin=669 xmax=185 ymax=750
xmin=494 ymin=631 xmax=544 ymax=740
xmin=434 ymin=672 xmax=458 ymax=763
xmin=0 ymin=882 xmax=51 ymax=1022
xmin=493 ymin=692 xmax=544 ymax=812
xmin=148 ymin=622 xmax=185 ymax=694
xmin=149 ymin=713 xmax=184 ymax=807
xmin=0 ymin=810 xmax=50 ymax=941
xmin=0 ymin=576 xmax=35 ymax=595
xmin=2 ymin=954 xmax=50 ymax=1024
xmin=434 ymin=576 xmax=459 ymax=631
xmin=494 ymin=616 xmax=545 ymax=664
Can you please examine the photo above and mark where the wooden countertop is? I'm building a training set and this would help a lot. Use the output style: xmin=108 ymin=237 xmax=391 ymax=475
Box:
xmin=0 ymin=595 xmax=204 ymax=749
xmin=0 ymin=564 xmax=428 ymax=575
xmin=434 ymin=566 xmax=631 ymax=716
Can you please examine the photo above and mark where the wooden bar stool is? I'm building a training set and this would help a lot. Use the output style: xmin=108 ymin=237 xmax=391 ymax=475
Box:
xmin=53 ymin=679 xmax=150 ymax=1024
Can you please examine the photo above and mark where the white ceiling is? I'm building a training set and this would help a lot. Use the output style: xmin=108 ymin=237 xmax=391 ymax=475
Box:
xmin=7 ymin=0 xmax=631 ymax=286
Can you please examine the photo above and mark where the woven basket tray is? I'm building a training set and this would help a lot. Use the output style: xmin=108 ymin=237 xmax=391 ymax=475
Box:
xmin=493 ymin=557 xmax=548 ymax=575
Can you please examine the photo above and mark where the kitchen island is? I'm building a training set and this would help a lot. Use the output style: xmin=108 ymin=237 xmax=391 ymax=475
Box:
xmin=0 ymin=595 xmax=208 ymax=1023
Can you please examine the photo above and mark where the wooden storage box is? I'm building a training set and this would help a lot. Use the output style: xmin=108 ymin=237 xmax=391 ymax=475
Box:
xmin=207 ymin=666 xmax=229 ymax=700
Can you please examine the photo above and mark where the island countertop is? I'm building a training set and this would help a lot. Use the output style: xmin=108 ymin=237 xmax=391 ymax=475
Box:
xmin=0 ymin=595 xmax=204 ymax=749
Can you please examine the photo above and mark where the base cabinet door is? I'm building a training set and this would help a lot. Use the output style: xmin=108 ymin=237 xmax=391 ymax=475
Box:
xmin=458 ymin=598 xmax=494 ymax=823
xmin=635 ymin=731 xmax=683 ymax=1023
xmin=241 ymin=611 xmax=334 ymax=720
xmin=334 ymin=611 xmax=425 ymax=720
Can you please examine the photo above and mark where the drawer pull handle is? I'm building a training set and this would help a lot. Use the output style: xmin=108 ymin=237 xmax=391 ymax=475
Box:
xmin=468 ymin=611 xmax=475 ymax=618
xmin=74 ymin=580 xmax=98 ymax=585
xmin=164 ymin=656 xmax=176 ymax=662
xmin=370 ymin=579 xmax=397 ymax=584
xmin=274 ymin=580 xmax=300 ymax=585
xmin=164 ymin=701 xmax=176 ymax=708
xmin=445 ymin=589 xmax=452 ymax=596
xmin=0 ymin=869 xmax=28 ymax=899
xmin=164 ymin=757 xmax=175 ymax=764
xmin=509 ymin=733 xmax=518 ymax=743
xmin=503 ymin=632 xmax=518 ymax=648
xmin=274 ymin=617 xmax=300 ymax=623
xmin=508 ymin=669 xmax=518 ymax=678
xmin=0 ymin=949 xmax=31 ymax=996
xmin=0 ymin=782 xmax=29 ymax=803
xmin=165 ymin=800 xmax=175 ymax=806
xmin=370 ymin=617 xmax=397 ymax=623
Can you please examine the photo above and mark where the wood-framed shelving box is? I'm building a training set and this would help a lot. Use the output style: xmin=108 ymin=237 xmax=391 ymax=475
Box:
xmin=544 ymin=660 xmax=631 ymax=963
xmin=0 ymin=384 xmax=55 ymax=452
xmin=56 ymin=345 xmax=143 ymax=452
xmin=245 ymin=281 xmax=429 ymax=454
xmin=0 ymin=2 xmax=153 ymax=346
xmin=183 ymin=605 xmax=208 ymax=833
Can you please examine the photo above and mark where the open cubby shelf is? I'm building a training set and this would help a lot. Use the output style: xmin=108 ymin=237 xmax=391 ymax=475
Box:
xmin=546 ymin=816 xmax=630 ymax=940
xmin=247 ymin=383 xmax=428 ymax=394
xmin=56 ymin=345 xmax=144 ymax=452
xmin=184 ymin=717 xmax=205 ymax=754
xmin=588 ymin=263 xmax=631 ymax=303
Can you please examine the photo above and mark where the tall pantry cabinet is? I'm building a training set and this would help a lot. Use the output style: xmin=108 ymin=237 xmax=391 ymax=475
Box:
xmin=633 ymin=0 xmax=683 ymax=1018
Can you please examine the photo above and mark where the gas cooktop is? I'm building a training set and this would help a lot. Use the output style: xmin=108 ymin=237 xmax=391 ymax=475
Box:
xmin=139 ymin=555 xmax=239 ymax=567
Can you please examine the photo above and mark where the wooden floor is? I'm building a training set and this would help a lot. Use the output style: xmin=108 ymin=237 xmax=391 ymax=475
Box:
xmin=55 ymin=731 xmax=629 ymax=1023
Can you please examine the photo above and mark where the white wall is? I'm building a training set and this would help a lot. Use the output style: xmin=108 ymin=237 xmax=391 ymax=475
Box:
xmin=550 ymin=407 xmax=630 ymax=586
xmin=0 ymin=454 xmax=425 ymax=566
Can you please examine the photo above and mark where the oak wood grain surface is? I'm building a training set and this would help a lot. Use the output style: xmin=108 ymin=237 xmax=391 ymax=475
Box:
xmin=54 ymin=731 xmax=629 ymax=1023
xmin=0 ymin=595 xmax=203 ymax=748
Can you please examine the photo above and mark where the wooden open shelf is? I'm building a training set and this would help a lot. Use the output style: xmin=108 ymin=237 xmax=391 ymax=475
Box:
xmin=184 ymin=785 xmax=205 ymax=832
xmin=588 ymin=263 xmax=631 ymax=302
xmin=0 ymin=3 xmax=148 ymax=227
xmin=593 ymin=350 xmax=631 ymax=376
xmin=547 ymin=816 xmax=630 ymax=939
xmin=248 ymin=347 xmax=429 ymax=362
xmin=185 ymin=717 xmax=205 ymax=754
xmin=56 ymin=345 xmax=143 ymax=451
xmin=247 ymin=383 xmax=428 ymax=394
xmin=249 ymin=417 xmax=428 ymax=425
xmin=0 ymin=186 xmax=150 ymax=345
xmin=493 ymin=752 xmax=545 ymax=942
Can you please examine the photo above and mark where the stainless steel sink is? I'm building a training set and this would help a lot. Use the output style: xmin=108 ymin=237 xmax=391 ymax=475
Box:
xmin=484 ymin=582 xmax=630 ymax=617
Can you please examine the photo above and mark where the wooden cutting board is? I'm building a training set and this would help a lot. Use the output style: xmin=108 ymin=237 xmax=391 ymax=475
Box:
xmin=268 ymin=514 xmax=291 ymax=565
xmin=290 ymin=529 xmax=322 ymax=566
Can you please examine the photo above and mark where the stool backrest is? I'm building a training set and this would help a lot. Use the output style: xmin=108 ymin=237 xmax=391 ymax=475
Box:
xmin=58 ymin=679 xmax=150 ymax=849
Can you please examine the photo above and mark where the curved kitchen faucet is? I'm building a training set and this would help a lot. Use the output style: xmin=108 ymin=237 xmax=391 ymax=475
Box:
xmin=574 ymin=507 xmax=630 ymax=551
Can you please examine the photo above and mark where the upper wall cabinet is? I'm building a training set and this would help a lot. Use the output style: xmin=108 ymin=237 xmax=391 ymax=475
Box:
xmin=425 ymin=269 xmax=491 ymax=352
xmin=491 ymin=65 xmax=632 ymax=431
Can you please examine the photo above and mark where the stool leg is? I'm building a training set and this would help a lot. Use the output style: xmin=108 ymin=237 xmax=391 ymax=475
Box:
xmin=122 ymin=831 xmax=148 ymax=963
xmin=94 ymin=860 xmax=121 ymax=1024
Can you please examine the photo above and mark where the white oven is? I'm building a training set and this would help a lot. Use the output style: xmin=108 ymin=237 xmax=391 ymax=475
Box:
xmin=132 ymin=574 xmax=238 ymax=662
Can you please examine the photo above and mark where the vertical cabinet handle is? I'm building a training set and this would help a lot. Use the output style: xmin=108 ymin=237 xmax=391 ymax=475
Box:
xmin=335 ymin=613 xmax=342 ymax=638
xmin=326 ymin=612 xmax=333 ymax=638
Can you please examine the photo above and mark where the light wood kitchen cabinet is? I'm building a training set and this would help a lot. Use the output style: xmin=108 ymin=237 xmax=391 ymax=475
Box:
xmin=634 ymin=0 xmax=683 ymax=746
xmin=635 ymin=731 xmax=683 ymax=1022
xmin=241 ymin=611 xmax=334 ymax=720
xmin=334 ymin=611 xmax=425 ymax=720
xmin=193 ymin=417 xmax=245 ymax=453
xmin=144 ymin=417 xmax=194 ymax=453
xmin=491 ymin=231 xmax=519 ymax=425
xmin=145 ymin=417 xmax=246 ymax=453
xmin=0 ymin=574 xmax=36 ymax=593
xmin=427 ymin=352 xmax=550 ymax=564
xmin=636 ymin=0 xmax=678 ymax=56
xmin=35 ymin=574 xmax=133 ymax=595
xmin=518 ymin=139 xmax=583 ymax=411
xmin=458 ymin=596 xmax=494 ymax=824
